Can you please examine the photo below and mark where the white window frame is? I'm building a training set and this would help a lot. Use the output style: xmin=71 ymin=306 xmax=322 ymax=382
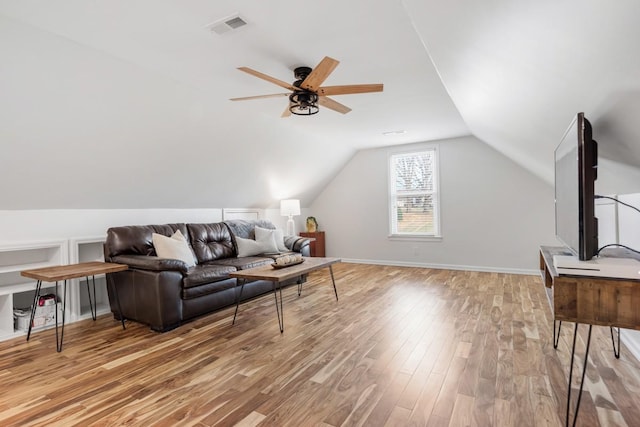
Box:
xmin=388 ymin=146 xmax=441 ymax=240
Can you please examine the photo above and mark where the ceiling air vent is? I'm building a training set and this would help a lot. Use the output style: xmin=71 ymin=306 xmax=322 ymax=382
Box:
xmin=206 ymin=14 xmax=248 ymax=35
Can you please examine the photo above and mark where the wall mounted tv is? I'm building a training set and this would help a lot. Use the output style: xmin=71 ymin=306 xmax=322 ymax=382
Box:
xmin=554 ymin=112 xmax=598 ymax=260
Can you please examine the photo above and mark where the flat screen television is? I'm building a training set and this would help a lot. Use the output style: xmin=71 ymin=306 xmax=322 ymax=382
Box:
xmin=554 ymin=112 xmax=598 ymax=260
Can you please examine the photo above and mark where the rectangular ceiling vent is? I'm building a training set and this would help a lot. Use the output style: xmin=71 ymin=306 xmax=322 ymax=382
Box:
xmin=206 ymin=14 xmax=248 ymax=35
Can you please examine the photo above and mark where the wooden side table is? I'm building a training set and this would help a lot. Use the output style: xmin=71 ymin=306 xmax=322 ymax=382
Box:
xmin=21 ymin=261 xmax=128 ymax=352
xmin=300 ymin=231 xmax=325 ymax=257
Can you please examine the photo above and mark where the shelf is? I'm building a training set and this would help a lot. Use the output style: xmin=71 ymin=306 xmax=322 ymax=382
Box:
xmin=0 ymin=280 xmax=58 ymax=296
xmin=0 ymin=240 xmax=68 ymax=342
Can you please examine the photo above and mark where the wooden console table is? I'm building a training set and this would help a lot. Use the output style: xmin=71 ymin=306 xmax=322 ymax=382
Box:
xmin=539 ymin=246 xmax=640 ymax=427
xmin=21 ymin=261 xmax=128 ymax=352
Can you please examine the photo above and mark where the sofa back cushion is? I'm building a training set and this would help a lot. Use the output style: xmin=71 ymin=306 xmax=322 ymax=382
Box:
xmin=187 ymin=223 xmax=235 ymax=263
xmin=223 ymin=219 xmax=276 ymax=239
xmin=105 ymin=223 xmax=188 ymax=259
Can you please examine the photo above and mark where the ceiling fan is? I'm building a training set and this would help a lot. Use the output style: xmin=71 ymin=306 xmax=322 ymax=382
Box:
xmin=230 ymin=56 xmax=383 ymax=117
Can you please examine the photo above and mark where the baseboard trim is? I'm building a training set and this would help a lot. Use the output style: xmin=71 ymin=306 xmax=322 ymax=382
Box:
xmin=340 ymin=258 xmax=537 ymax=275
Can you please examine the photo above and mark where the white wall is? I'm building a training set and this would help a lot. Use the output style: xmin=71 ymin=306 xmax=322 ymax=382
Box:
xmin=309 ymin=135 xmax=557 ymax=273
xmin=0 ymin=209 xmax=294 ymax=244
xmin=615 ymin=193 xmax=640 ymax=361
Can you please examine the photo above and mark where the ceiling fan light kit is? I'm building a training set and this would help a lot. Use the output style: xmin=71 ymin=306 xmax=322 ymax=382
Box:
xmin=231 ymin=56 xmax=383 ymax=117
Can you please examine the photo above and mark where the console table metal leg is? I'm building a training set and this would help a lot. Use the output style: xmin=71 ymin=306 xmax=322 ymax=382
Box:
xmin=54 ymin=280 xmax=68 ymax=353
xmin=272 ymin=281 xmax=284 ymax=333
xmin=26 ymin=279 xmax=43 ymax=341
xmin=565 ymin=323 xmax=592 ymax=427
xmin=87 ymin=275 xmax=97 ymax=321
xmin=232 ymin=279 xmax=247 ymax=325
xmin=610 ymin=326 xmax=620 ymax=359
xmin=554 ymin=320 xmax=562 ymax=349
xmin=297 ymin=278 xmax=303 ymax=296
xmin=329 ymin=265 xmax=338 ymax=301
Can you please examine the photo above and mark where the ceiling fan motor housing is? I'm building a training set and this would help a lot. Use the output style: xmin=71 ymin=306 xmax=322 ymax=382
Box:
xmin=289 ymin=66 xmax=318 ymax=115
xmin=293 ymin=66 xmax=312 ymax=81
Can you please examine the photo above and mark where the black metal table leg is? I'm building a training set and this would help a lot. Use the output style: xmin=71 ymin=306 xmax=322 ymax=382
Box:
xmin=232 ymin=278 xmax=247 ymax=325
xmin=565 ymin=323 xmax=593 ymax=427
xmin=272 ymin=281 xmax=284 ymax=333
xmin=26 ymin=280 xmax=43 ymax=341
xmin=329 ymin=265 xmax=339 ymax=301
xmin=87 ymin=275 xmax=97 ymax=321
xmin=610 ymin=326 xmax=620 ymax=359
xmin=54 ymin=280 xmax=68 ymax=353
xmin=554 ymin=320 xmax=562 ymax=349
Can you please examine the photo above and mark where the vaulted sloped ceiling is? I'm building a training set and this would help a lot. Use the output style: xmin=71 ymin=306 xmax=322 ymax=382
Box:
xmin=1 ymin=1 xmax=639 ymax=210
xmin=404 ymin=0 xmax=640 ymax=194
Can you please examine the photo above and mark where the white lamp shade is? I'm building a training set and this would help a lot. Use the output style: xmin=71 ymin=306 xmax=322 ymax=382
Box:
xmin=280 ymin=199 xmax=301 ymax=217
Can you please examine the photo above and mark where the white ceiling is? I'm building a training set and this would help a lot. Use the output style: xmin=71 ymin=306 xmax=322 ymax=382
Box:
xmin=1 ymin=1 xmax=639 ymax=209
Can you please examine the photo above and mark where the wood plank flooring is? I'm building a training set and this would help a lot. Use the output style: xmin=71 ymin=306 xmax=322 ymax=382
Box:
xmin=1 ymin=263 xmax=639 ymax=426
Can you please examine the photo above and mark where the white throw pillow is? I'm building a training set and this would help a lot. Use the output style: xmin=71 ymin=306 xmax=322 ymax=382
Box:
xmin=235 ymin=235 xmax=278 ymax=257
xmin=255 ymin=226 xmax=288 ymax=252
xmin=152 ymin=230 xmax=197 ymax=267
xmin=171 ymin=230 xmax=198 ymax=264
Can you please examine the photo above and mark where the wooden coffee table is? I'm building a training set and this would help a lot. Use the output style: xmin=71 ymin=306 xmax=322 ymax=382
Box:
xmin=230 ymin=257 xmax=341 ymax=333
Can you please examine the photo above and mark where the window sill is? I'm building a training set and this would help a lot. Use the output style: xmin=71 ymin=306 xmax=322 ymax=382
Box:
xmin=387 ymin=234 xmax=442 ymax=242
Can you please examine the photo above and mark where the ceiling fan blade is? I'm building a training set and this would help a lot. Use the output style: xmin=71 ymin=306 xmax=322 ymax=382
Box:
xmin=318 ymin=96 xmax=352 ymax=114
xmin=230 ymin=93 xmax=290 ymax=101
xmin=300 ymin=56 xmax=340 ymax=92
xmin=237 ymin=67 xmax=299 ymax=91
xmin=281 ymin=104 xmax=292 ymax=118
xmin=317 ymin=84 xmax=384 ymax=96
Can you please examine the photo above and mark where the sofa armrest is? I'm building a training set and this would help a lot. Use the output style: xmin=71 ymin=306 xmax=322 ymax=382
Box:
xmin=284 ymin=236 xmax=312 ymax=255
xmin=110 ymin=254 xmax=189 ymax=274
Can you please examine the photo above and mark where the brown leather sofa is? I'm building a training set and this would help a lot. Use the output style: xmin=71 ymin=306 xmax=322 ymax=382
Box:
xmin=103 ymin=219 xmax=311 ymax=331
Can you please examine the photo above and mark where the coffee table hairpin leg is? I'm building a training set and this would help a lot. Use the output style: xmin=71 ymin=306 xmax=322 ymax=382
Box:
xmin=296 ymin=267 xmax=339 ymax=301
xmin=272 ymin=281 xmax=284 ymax=333
xmin=329 ymin=265 xmax=339 ymax=301
xmin=232 ymin=279 xmax=247 ymax=326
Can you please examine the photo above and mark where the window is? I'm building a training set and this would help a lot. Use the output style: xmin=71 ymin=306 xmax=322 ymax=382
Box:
xmin=389 ymin=147 xmax=440 ymax=238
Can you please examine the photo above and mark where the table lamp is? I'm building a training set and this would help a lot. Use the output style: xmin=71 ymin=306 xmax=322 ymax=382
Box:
xmin=280 ymin=199 xmax=300 ymax=236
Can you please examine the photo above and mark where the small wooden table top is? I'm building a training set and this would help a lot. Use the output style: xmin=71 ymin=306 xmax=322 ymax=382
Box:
xmin=229 ymin=257 xmax=341 ymax=282
xmin=21 ymin=261 xmax=128 ymax=282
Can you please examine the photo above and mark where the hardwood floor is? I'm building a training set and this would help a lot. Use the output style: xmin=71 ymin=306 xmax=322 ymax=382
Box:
xmin=1 ymin=263 xmax=639 ymax=426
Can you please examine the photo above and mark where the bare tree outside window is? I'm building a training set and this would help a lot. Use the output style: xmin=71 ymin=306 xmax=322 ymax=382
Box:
xmin=389 ymin=149 xmax=440 ymax=236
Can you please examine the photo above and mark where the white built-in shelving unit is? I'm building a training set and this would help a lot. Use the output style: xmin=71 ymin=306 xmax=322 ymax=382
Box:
xmin=0 ymin=236 xmax=114 ymax=342
xmin=68 ymin=235 xmax=110 ymax=322
xmin=0 ymin=240 xmax=68 ymax=341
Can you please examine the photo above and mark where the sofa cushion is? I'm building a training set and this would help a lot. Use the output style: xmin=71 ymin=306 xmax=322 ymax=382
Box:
xmin=105 ymin=224 xmax=188 ymax=259
xmin=187 ymin=223 xmax=236 ymax=263
xmin=210 ymin=256 xmax=272 ymax=270
xmin=152 ymin=230 xmax=197 ymax=267
xmin=182 ymin=278 xmax=237 ymax=300
xmin=183 ymin=264 xmax=237 ymax=288
xmin=224 ymin=219 xmax=277 ymax=239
